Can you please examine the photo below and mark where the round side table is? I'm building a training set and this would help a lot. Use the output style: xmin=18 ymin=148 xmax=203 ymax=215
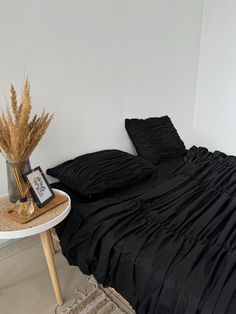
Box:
xmin=0 ymin=188 xmax=71 ymax=305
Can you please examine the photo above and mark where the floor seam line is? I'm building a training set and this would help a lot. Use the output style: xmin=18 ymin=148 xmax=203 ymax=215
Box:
xmin=0 ymin=241 xmax=41 ymax=263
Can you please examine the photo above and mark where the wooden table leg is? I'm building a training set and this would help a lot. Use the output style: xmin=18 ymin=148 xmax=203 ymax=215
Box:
xmin=48 ymin=229 xmax=56 ymax=255
xmin=40 ymin=231 xmax=63 ymax=305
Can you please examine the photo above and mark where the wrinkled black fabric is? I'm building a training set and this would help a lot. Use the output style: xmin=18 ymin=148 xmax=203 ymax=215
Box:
xmin=47 ymin=149 xmax=155 ymax=197
xmin=56 ymin=147 xmax=236 ymax=314
xmin=125 ymin=116 xmax=186 ymax=164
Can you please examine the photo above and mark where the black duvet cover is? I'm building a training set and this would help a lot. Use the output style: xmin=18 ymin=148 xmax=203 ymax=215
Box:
xmin=55 ymin=147 xmax=236 ymax=314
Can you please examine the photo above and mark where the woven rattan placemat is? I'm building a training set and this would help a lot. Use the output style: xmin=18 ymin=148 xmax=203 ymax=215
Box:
xmin=0 ymin=193 xmax=69 ymax=232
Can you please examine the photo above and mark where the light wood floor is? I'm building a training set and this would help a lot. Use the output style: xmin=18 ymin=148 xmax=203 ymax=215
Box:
xmin=0 ymin=236 xmax=134 ymax=314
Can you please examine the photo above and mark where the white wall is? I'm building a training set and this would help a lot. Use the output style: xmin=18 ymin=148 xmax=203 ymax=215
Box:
xmin=0 ymin=0 xmax=203 ymax=196
xmin=194 ymin=0 xmax=236 ymax=154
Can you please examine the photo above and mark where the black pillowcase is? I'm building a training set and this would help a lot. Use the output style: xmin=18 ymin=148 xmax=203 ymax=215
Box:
xmin=47 ymin=149 xmax=156 ymax=197
xmin=125 ymin=116 xmax=186 ymax=164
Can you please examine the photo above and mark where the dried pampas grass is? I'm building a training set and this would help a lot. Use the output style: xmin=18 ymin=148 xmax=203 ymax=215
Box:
xmin=0 ymin=79 xmax=54 ymax=163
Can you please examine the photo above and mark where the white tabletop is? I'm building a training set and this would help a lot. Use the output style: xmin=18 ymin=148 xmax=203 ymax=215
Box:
xmin=0 ymin=189 xmax=71 ymax=239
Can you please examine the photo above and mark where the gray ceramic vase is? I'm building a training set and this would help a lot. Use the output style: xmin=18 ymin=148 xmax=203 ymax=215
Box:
xmin=6 ymin=159 xmax=31 ymax=203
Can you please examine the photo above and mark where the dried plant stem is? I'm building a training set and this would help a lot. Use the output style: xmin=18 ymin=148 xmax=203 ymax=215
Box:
xmin=0 ymin=79 xmax=54 ymax=163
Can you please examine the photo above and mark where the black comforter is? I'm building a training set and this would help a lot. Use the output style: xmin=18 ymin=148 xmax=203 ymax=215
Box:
xmin=55 ymin=146 xmax=236 ymax=314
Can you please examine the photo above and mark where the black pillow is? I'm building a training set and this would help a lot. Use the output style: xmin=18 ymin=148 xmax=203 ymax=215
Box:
xmin=47 ymin=150 xmax=156 ymax=196
xmin=125 ymin=116 xmax=186 ymax=164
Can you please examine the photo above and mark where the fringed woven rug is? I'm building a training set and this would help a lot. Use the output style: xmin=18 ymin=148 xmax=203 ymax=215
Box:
xmin=55 ymin=277 xmax=134 ymax=314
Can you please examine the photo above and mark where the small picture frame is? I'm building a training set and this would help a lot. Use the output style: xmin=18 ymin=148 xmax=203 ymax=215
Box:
xmin=22 ymin=166 xmax=55 ymax=208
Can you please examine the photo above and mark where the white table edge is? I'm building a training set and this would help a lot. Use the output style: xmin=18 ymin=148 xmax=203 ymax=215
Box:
xmin=0 ymin=188 xmax=71 ymax=239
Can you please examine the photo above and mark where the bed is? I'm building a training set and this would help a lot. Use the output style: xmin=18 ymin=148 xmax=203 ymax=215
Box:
xmin=47 ymin=117 xmax=236 ymax=313
xmin=50 ymin=146 xmax=236 ymax=314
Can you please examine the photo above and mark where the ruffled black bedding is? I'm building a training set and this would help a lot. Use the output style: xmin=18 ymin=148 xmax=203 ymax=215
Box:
xmin=125 ymin=116 xmax=186 ymax=163
xmin=55 ymin=147 xmax=236 ymax=314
